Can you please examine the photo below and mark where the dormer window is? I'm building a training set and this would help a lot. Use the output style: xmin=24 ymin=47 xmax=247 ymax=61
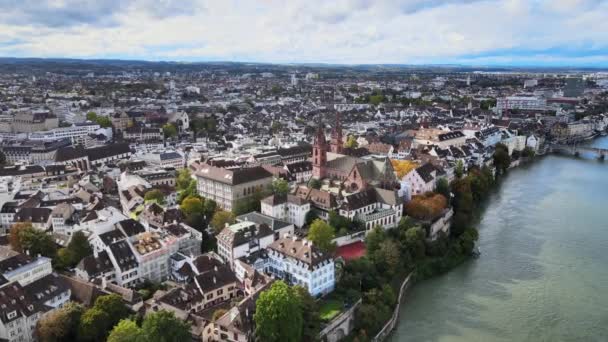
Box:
xmin=7 ymin=311 xmax=17 ymax=319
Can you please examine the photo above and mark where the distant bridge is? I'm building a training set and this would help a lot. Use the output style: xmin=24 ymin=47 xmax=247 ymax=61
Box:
xmin=551 ymin=144 xmax=608 ymax=160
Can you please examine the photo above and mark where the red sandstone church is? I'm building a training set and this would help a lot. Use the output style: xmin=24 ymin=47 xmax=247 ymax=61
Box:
xmin=311 ymin=113 xmax=398 ymax=192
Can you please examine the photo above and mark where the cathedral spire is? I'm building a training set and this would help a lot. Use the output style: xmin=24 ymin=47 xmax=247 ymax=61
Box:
xmin=330 ymin=112 xmax=343 ymax=154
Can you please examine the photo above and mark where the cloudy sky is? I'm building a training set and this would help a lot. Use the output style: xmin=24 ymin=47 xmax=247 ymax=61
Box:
xmin=0 ymin=0 xmax=607 ymax=66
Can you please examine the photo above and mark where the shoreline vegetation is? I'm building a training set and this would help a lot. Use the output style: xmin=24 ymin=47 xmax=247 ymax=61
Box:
xmin=338 ymin=143 xmax=532 ymax=342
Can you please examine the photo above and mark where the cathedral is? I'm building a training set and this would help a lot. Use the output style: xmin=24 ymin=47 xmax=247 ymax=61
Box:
xmin=312 ymin=113 xmax=398 ymax=192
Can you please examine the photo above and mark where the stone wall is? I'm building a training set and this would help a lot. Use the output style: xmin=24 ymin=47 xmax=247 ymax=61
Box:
xmin=372 ymin=272 xmax=414 ymax=342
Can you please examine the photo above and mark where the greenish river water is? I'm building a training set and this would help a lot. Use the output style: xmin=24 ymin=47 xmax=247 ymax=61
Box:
xmin=391 ymin=137 xmax=608 ymax=342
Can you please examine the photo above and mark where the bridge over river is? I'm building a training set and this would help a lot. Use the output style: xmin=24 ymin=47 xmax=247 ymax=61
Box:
xmin=551 ymin=144 xmax=608 ymax=159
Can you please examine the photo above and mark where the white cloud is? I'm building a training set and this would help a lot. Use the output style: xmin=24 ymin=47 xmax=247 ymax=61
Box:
xmin=0 ymin=0 xmax=607 ymax=65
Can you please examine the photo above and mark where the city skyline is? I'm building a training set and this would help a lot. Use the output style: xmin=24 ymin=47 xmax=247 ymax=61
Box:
xmin=1 ymin=0 xmax=607 ymax=67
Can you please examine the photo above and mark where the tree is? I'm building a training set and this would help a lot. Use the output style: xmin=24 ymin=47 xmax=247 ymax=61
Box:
xmin=95 ymin=116 xmax=112 ymax=128
xmin=373 ymin=240 xmax=401 ymax=275
xmin=94 ymin=294 xmax=130 ymax=324
xmin=309 ymin=178 xmax=322 ymax=190
xmin=162 ymin=123 xmax=178 ymax=138
xmin=272 ymin=178 xmax=290 ymax=196
xmin=365 ymin=226 xmax=386 ymax=256
xmin=404 ymin=227 xmax=426 ymax=260
xmin=144 ymin=189 xmax=165 ymax=205
xmin=271 ymin=121 xmax=282 ymax=134
xmin=391 ymin=160 xmax=418 ymax=179
xmin=177 ymin=179 xmax=198 ymax=205
xmin=435 ymin=178 xmax=450 ymax=201
xmin=56 ymin=231 xmax=93 ymax=268
xmin=344 ymin=135 xmax=358 ymax=149
xmin=86 ymin=111 xmax=97 ymax=121
xmin=493 ymin=143 xmax=511 ymax=174
xmin=142 ymin=310 xmax=191 ymax=342
xmin=304 ymin=210 xmax=318 ymax=226
xmin=107 ymin=320 xmax=143 ymax=342
xmin=180 ymin=196 xmax=203 ymax=217
xmin=203 ymin=199 xmax=217 ymax=218
xmin=36 ymin=302 xmax=84 ymax=342
xmin=294 ymin=286 xmax=321 ymax=341
xmin=254 ymin=281 xmax=303 ymax=342
xmin=210 ymin=210 xmax=236 ymax=234
xmin=78 ymin=307 xmax=111 ymax=341
xmin=455 ymin=160 xmax=464 ymax=179
xmin=307 ymin=219 xmax=336 ymax=253
xmin=404 ymin=193 xmax=448 ymax=221
xmin=10 ymin=222 xmax=56 ymax=258
xmin=0 ymin=150 xmax=6 ymax=166
xmin=522 ymin=146 xmax=536 ymax=158
xmin=176 ymin=169 xmax=193 ymax=191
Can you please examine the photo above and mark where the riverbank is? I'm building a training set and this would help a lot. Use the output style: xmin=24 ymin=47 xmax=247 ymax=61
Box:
xmin=389 ymin=136 xmax=608 ymax=341
xmin=370 ymin=146 xmax=544 ymax=341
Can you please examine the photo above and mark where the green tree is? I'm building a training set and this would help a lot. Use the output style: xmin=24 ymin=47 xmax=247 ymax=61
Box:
xmin=180 ymin=196 xmax=203 ymax=217
xmin=107 ymin=319 xmax=143 ymax=342
xmin=373 ymin=240 xmax=401 ymax=275
xmin=435 ymin=177 xmax=450 ymax=201
xmin=304 ymin=210 xmax=318 ymax=226
xmin=0 ymin=150 xmax=6 ymax=166
xmin=271 ymin=121 xmax=282 ymax=134
xmin=177 ymin=179 xmax=198 ymax=205
xmin=307 ymin=219 xmax=336 ymax=253
xmin=78 ymin=307 xmax=111 ymax=341
xmin=254 ymin=281 xmax=303 ymax=342
xmin=455 ymin=160 xmax=464 ymax=179
xmin=142 ymin=310 xmax=191 ymax=342
xmin=272 ymin=178 xmax=290 ymax=196
xmin=309 ymin=178 xmax=322 ymax=190
xmin=144 ymin=189 xmax=165 ymax=205
xmin=210 ymin=210 xmax=236 ymax=234
xmin=344 ymin=135 xmax=358 ymax=149
xmin=294 ymin=286 xmax=321 ymax=341
xmin=493 ymin=143 xmax=511 ymax=175
xmin=36 ymin=302 xmax=84 ymax=342
xmin=56 ymin=231 xmax=93 ymax=268
xmin=95 ymin=116 xmax=112 ymax=128
xmin=162 ymin=123 xmax=178 ymax=138
xmin=94 ymin=294 xmax=130 ymax=323
xmin=404 ymin=227 xmax=426 ymax=260
xmin=10 ymin=222 xmax=56 ymax=258
xmin=522 ymin=146 xmax=536 ymax=158
xmin=176 ymin=169 xmax=193 ymax=191
xmin=86 ymin=111 xmax=97 ymax=121
xmin=365 ymin=226 xmax=386 ymax=256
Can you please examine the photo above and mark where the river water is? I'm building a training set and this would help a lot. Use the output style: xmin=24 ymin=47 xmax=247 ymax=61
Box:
xmin=391 ymin=137 xmax=608 ymax=342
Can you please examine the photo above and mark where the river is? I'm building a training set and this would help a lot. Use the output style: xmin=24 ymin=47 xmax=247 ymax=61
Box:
xmin=390 ymin=136 xmax=608 ymax=342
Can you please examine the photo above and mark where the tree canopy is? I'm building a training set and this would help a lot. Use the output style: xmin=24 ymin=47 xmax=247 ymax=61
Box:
xmin=307 ymin=219 xmax=336 ymax=253
xmin=493 ymin=143 xmax=511 ymax=175
xmin=391 ymin=159 xmax=418 ymax=179
xmin=180 ymin=196 xmax=203 ymax=217
xmin=36 ymin=302 xmax=84 ymax=342
xmin=162 ymin=123 xmax=178 ymax=139
xmin=144 ymin=189 xmax=165 ymax=205
xmin=141 ymin=310 xmax=191 ymax=342
xmin=107 ymin=319 xmax=143 ymax=342
xmin=9 ymin=222 xmax=56 ymax=258
xmin=254 ymin=281 xmax=303 ymax=342
xmin=344 ymin=135 xmax=359 ymax=149
xmin=210 ymin=210 xmax=236 ymax=234
xmin=404 ymin=192 xmax=448 ymax=221
xmin=271 ymin=178 xmax=290 ymax=196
